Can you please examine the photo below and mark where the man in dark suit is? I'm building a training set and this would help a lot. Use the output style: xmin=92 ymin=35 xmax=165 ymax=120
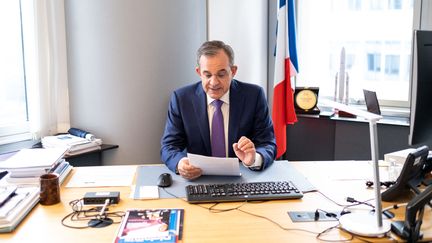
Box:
xmin=160 ymin=40 xmax=276 ymax=179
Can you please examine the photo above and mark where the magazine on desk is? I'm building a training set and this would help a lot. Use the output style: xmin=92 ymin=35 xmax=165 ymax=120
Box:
xmin=114 ymin=208 xmax=184 ymax=243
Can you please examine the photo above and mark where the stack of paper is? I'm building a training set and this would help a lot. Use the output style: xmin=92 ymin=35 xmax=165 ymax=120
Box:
xmin=5 ymin=160 xmax=73 ymax=185
xmin=0 ymin=148 xmax=67 ymax=183
xmin=42 ymin=134 xmax=102 ymax=156
xmin=0 ymin=186 xmax=39 ymax=233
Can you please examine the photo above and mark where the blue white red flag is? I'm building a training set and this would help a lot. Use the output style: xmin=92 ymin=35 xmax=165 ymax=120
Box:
xmin=272 ymin=0 xmax=298 ymax=158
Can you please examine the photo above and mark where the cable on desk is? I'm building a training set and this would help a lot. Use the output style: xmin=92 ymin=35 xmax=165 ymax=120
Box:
xmin=316 ymin=225 xmax=353 ymax=242
xmin=315 ymin=190 xmax=377 ymax=215
xmin=164 ymin=187 xmax=320 ymax=234
xmin=208 ymin=202 xmax=247 ymax=213
xmin=314 ymin=208 xmax=338 ymax=221
xmin=61 ymin=198 xmax=125 ymax=229
xmin=163 ymin=188 xmax=396 ymax=242
xmin=315 ymin=220 xmax=396 ymax=243
xmin=345 ymin=197 xmax=375 ymax=209
xmin=162 ymin=187 xmax=245 ymax=212
xmin=382 ymin=203 xmax=408 ymax=212
xmin=315 ymin=190 xmax=354 ymax=207
xmin=236 ymin=207 xmax=320 ymax=235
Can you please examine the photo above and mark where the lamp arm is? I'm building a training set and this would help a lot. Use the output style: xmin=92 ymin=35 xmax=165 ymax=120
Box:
xmin=369 ymin=120 xmax=383 ymax=227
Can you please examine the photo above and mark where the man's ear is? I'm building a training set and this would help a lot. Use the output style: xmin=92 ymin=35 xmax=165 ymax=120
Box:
xmin=231 ymin=65 xmax=238 ymax=76
xmin=195 ymin=66 xmax=201 ymax=76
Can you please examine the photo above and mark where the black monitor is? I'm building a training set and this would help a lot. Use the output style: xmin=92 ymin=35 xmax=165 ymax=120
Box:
xmin=408 ymin=30 xmax=432 ymax=148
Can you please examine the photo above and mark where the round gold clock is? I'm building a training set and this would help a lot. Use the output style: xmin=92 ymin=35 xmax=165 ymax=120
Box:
xmin=295 ymin=89 xmax=317 ymax=111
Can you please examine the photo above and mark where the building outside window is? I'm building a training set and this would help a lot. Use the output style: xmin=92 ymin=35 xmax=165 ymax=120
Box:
xmin=297 ymin=0 xmax=414 ymax=109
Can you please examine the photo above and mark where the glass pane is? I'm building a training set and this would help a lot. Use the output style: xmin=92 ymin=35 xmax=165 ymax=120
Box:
xmin=297 ymin=0 xmax=414 ymax=105
xmin=0 ymin=1 xmax=28 ymax=126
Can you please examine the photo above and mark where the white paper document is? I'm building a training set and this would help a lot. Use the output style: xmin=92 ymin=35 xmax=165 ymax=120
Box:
xmin=130 ymin=185 xmax=159 ymax=199
xmin=66 ymin=166 xmax=136 ymax=188
xmin=187 ymin=153 xmax=241 ymax=176
xmin=0 ymin=148 xmax=67 ymax=169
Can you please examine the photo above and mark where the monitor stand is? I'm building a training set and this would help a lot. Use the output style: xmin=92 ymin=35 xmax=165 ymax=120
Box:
xmin=339 ymin=212 xmax=391 ymax=237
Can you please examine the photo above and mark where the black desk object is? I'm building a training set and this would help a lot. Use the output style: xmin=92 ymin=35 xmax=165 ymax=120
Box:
xmin=185 ymin=181 xmax=303 ymax=203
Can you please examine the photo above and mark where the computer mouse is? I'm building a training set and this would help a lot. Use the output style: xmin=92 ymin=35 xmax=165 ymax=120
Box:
xmin=157 ymin=173 xmax=173 ymax=187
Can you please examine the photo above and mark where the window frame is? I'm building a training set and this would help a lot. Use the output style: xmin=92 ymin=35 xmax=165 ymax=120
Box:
xmin=0 ymin=0 xmax=35 ymax=145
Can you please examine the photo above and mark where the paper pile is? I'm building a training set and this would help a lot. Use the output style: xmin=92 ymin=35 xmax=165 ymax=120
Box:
xmin=42 ymin=134 xmax=102 ymax=156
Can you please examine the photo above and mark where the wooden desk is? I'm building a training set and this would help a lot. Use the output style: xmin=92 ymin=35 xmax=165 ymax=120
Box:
xmin=1 ymin=161 xmax=431 ymax=243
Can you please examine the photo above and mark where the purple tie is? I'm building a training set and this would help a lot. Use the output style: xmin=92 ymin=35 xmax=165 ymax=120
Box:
xmin=211 ymin=99 xmax=225 ymax=157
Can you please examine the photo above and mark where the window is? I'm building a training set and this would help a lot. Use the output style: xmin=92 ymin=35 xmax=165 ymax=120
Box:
xmin=0 ymin=0 xmax=71 ymax=146
xmin=297 ymin=0 xmax=414 ymax=108
xmin=0 ymin=0 xmax=33 ymax=144
xmin=389 ymin=0 xmax=403 ymax=10
xmin=385 ymin=55 xmax=400 ymax=75
xmin=367 ymin=53 xmax=381 ymax=72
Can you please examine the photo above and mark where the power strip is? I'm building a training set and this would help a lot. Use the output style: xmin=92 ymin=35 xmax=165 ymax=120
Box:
xmin=83 ymin=191 xmax=120 ymax=205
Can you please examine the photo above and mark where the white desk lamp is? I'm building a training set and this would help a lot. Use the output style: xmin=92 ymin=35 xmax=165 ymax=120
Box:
xmin=320 ymin=99 xmax=391 ymax=237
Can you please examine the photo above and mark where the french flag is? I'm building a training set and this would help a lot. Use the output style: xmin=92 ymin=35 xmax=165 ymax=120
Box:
xmin=272 ymin=0 xmax=298 ymax=159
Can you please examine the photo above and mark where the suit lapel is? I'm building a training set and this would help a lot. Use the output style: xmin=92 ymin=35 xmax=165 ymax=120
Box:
xmin=192 ymin=84 xmax=211 ymax=155
xmin=228 ymin=80 xmax=244 ymax=156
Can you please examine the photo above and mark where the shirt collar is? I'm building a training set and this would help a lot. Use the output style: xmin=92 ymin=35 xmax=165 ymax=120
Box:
xmin=207 ymin=90 xmax=230 ymax=106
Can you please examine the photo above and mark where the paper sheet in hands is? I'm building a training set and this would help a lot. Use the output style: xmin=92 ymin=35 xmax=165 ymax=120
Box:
xmin=187 ymin=153 xmax=241 ymax=176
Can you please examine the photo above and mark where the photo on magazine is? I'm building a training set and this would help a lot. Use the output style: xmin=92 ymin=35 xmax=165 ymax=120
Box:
xmin=115 ymin=208 xmax=183 ymax=243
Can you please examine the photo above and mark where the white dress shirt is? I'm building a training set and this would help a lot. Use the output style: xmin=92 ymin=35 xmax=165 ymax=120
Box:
xmin=207 ymin=91 xmax=263 ymax=168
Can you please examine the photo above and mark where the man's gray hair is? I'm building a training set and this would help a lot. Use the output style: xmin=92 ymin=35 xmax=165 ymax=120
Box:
xmin=196 ymin=40 xmax=235 ymax=66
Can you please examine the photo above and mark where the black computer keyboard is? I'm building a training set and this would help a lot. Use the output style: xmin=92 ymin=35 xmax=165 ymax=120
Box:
xmin=185 ymin=181 xmax=303 ymax=203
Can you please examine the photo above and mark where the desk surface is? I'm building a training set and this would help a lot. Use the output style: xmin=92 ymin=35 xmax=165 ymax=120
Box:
xmin=1 ymin=161 xmax=431 ymax=243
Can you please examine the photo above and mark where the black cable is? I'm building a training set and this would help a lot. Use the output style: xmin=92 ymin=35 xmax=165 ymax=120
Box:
xmin=316 ymin=220 xmax=394 ymax=243
xmin=346 ymin=197 xmax=375 ymax=209
xmin=316 ymin=190 xmax=353 ymax=207
xmin=335 ymin=226 xmax=388 ymax=243
xmin=315 ymin=208 xmax=338 ymax=220
xmin=236 ymin=207 xmax=320 ymax=235
xmin=163 ymin=187 xmax=247 ymax=212
xmin=61 ymin=198 xmax=125 ymax=229
xmin=316 ymin=190 xmax=373 ymax=217
xmin=162 ymin=188 xmax=395 ymax=242
xmin=208 ymin=202 xmax=247 ymax=213
xmin=311 ymin=193 xmax=394 ymax=242
xmin=316 ymin=225 xmax=353 ymax=242
xmin=161 ymin=187 xmax=219 ymax=211
xmin=163 ymin=188 xmax=320 ymax=234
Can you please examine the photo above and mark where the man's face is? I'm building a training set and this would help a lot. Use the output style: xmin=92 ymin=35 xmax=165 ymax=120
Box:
xmin=196 ymin=50 xmax=237 ymax=100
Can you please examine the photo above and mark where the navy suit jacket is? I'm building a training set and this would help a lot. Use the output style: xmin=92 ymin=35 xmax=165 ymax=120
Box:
xmin=160 ymin=79 xmax=276 ymax=172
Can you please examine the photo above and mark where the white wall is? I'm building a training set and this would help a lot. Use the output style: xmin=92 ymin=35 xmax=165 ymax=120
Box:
xmin=207 ymin=0 xmax=268 ymax=94
xmin=421 ymin=0 xmax=432 ymax=29
xmin=65 ymin=0 xmax=273 ymax=165
xmin=65 ymin=0 xmax=206 ymax=165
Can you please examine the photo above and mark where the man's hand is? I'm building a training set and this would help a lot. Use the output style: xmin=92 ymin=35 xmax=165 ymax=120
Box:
xmin=177 ymin=158 xmax=202 ymax=180
xmin=233 ymin=136 xmax=256 ymax=166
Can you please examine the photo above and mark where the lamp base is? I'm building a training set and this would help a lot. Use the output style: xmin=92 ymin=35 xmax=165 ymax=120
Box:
xmin=339 ymin=212 xmax=391 ymax=238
